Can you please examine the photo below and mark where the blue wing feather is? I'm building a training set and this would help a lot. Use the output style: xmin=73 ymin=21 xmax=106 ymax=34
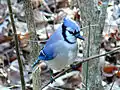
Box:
xmin=40 ymin=25 xmax=62 ymax=60
xmin=45 ymin=25 xmax=63 ymax=46
xmin=32 ymin=25 xmax=63 ymax=68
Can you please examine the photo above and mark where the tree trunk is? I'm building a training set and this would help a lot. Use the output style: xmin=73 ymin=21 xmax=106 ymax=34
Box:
xmin=23 ymin=0 xmax=41 ymax=90
xmin=78 ymin=0 xmax=108 ymax=90
xmin=23 ymin=0 xmax=39 ymax=62
xmin=32 ymin=68 xmax=41 ymax=90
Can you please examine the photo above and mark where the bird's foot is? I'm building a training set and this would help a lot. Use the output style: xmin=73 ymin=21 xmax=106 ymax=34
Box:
xmin=50 ymin=76 xmax=55 ymax=83
xmin=70 ymin=62 xmax=82 ymax=71
xmin=49 ymin=68 xmax=55 ymax=83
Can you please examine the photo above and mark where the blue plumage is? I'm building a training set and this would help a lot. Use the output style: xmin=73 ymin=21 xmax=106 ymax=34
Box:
xmin=63 ymin=17 xmax=80 ymax=32
xmin=32 ymin=17 xmax=84 ymax=70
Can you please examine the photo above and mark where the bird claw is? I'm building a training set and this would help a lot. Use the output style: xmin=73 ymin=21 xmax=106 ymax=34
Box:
xmin=50 ymin=76 xmax=55 ymax=83
xmin=70 ymin=62 xmax=82 ymax=70
xmin=48 ymin=68 xmax=55 ymax=83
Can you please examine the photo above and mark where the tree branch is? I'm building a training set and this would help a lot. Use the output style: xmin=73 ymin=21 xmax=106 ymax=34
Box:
xmin=41 ymin=46 xmax=120 ymax=89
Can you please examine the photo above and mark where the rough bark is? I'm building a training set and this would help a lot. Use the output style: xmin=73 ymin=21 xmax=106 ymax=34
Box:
xmin=77 ymin=0 xmax=108 ymax=90
xmin=24 ymin=0 xmax=39 ymax=62
xmin=32 ymin=68 xmax=41 ymax=90
xmin=23 ymin=0 xmax=41 ymax=90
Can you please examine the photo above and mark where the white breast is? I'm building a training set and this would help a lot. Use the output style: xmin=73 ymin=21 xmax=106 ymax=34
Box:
xmin=46 ymin=41 xmax=78 ymax=70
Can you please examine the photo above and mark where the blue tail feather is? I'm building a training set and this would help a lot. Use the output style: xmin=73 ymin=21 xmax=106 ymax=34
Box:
xmin=32 ymin=58 xmax=41 ymax=68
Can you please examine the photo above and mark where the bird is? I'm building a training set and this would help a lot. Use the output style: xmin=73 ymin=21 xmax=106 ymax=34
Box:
xmin=32 ymin=17 xmax=84 ymax=71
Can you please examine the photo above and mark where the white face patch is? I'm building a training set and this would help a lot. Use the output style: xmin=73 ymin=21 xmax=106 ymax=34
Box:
xmin=66 ymin=30 xmax=73 ymax=36
xmin=65 ymin=30 xmax=76 ymax=43
xmin=66 ymin=27 xmax=74 ymax=33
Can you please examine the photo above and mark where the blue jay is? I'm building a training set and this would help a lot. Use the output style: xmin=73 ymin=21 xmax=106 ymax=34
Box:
xmin=32 ymin=17 xmax=84 ymax=70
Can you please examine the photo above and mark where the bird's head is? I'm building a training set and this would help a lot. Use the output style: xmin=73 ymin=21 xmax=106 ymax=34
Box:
xmin=62 ymin=17 xmax=84 ymax=44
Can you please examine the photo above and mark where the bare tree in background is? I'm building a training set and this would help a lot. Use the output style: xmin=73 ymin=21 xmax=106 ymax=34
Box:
xmin=74 ymin=0 xmax=108 ymax=90
xmin=23 ymin=0 xmax=41 ymax=90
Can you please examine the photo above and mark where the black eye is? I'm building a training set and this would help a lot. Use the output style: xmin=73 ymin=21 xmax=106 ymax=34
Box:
xmin=68 ymin=30 xmax=79 ymax=35
xmin=68 ymin=31 xmax=74 ymax=34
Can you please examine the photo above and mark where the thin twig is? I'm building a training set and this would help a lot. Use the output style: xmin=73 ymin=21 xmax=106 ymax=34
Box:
xmin=41 ymin=68 xmax=72 ymax=89
xmin=85 ymin=21 xmax=91 ymax=90
xmin=7 ymin=0 xmax=25 ymax=90
xmin=110 ymin=79 xmax=115 ymax=90
xmin=41 ymin=46 xmax=120 ymax=89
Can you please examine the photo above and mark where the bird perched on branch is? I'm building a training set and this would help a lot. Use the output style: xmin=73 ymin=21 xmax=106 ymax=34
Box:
xmin=32 ymin=17 xmax=84 ymax=70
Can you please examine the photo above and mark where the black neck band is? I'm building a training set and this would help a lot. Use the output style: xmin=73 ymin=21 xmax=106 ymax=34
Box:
xmin=62 ymin=24 xmax=75 ymax=44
